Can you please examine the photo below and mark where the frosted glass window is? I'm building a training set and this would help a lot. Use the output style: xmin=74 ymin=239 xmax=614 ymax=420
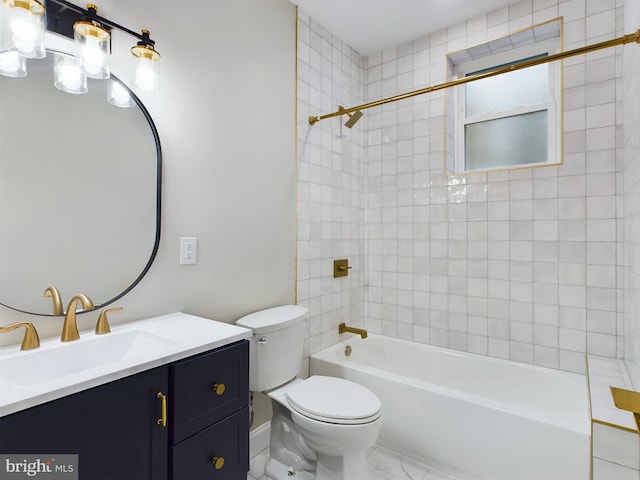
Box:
xmin=466 ymin=63 xmax=548 ymax=117
xmin=446 ymin=21 xmax=562 ymax=174
xmin=465 ymin=110 xmax=548 ymax=171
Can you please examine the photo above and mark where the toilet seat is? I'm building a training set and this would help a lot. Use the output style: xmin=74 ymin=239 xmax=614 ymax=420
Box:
xmin=285 ymin=375 xmax=381 ymax=425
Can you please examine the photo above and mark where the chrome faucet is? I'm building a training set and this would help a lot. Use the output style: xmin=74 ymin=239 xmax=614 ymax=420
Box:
xmin=338 ymin=322 xmax=368 ymax=339
xmin=44 ymin=286 xmax=64 ymax=315
xmin=0 ymin=321 xmax=40 ymax=350
xmin=61 ymin=294 xmax=94 ymax=342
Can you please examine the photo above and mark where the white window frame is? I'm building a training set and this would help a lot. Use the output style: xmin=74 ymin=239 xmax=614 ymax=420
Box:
xmin=451 ymin=38 xmax=562 ymax=174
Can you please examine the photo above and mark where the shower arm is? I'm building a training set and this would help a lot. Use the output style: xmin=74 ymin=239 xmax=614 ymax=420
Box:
xmin=308 ymin=28 xmax=640 ymax=126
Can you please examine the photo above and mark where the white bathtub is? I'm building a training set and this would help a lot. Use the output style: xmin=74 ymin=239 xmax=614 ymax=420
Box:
xmin=310 ymin=334 xmax=590 ymax=480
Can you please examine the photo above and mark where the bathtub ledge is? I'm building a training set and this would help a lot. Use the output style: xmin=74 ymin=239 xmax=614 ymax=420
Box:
xmin=588 ymin=355 xmax=639 ymax=433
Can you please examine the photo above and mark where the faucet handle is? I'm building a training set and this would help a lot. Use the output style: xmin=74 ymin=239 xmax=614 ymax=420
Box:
xmin=95 ymin=307 xmax=123 ymax=335
xmin=0 ymin=321 xmax=40 ymax=350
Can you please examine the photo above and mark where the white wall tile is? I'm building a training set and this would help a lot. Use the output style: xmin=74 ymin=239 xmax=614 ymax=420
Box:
xmin=299 ymin=0 xmax=626 ymax=373
xmin=593 ymin=458 xmax=639 ymax=480
xmin=593 ymin=423 xmax=640 ymax=470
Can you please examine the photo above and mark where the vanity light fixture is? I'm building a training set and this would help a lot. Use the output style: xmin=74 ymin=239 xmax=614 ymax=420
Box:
xmin=0 ymin=0 xmax=161 ymax=106
xmin=131 ymin=28 xmax=159 ymax=93
xmin=72 ymin=3 xmax=109 ymax=79
xmin=107 ymin=78 xmax=133 ymax=107
xmin=53 ymin=51 xmax=86 ymax=93
xmin=0 ymin=0 xmax=46 ymax=59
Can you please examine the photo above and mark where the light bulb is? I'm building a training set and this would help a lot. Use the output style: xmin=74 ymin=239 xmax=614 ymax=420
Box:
xmin=0 ymin=51 xmax=22 ymax=74
xmin=82 ymin=36 xmax=104 ymax=75
xmin=11 ymin=19 xmax=37 ymax=42
xmin=108 ymin=81 xmax=134 ymax=107
xmin=9 ymin=6 xmax=41 ymax=56
xmin=54 ymin=53 xmax=87 ymax=94
xmin=11 ymin=23 xmax=37 ymax=55
xmin=59 ymin=64 xmax=83 ymax=90
xmin=135 ymin=58 xmax=156 ymax=92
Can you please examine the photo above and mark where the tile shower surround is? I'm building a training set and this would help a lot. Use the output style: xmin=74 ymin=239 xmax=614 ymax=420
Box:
xmin=297 ymin=0 xmax=626 ymax=375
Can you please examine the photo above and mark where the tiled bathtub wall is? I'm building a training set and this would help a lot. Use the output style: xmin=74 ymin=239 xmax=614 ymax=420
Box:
xmin=296 ymin=11 xmax=368 ymax=363
xmin=364 ymin=0 xmax=624 ymax=373
xmin=297 ymin=0 xmax=628 ymax=374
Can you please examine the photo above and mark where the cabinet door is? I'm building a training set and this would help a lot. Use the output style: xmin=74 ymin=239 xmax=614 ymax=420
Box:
xmin=0 ymin=366 xmax=169 ymax=480
xmin=171 ymin=407 xmax=249 ymax=480
xmin=171 ymin=340 xmax=248 ymax=443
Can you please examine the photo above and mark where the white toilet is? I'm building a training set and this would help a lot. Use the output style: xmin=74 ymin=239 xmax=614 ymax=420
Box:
xmin=236 ymin=305 xmax=382 ymax=480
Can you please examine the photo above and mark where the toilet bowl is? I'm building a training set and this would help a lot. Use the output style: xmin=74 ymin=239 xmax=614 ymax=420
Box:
xmin=236 ymin=306 xmax=382 ymax=480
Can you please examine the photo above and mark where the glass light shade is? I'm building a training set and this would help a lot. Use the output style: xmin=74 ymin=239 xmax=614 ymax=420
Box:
xmin=74 ymin=20 xmax=110 ymax=79
xmin=0 ymin=49 xmax=26 ymax=77
xmin=54 ymin=53 xmax=87 ymax=94
xmin=107 ymin=80 xmax=134 ymax=108
xmin=1 ymin=0 xmax=45 ymax=59
xmin=131 ymin=44 xmax=159 ymax=93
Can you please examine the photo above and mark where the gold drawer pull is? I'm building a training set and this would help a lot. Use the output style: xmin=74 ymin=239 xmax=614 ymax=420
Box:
xmin=212 ymin=456 xmax=225 ymax=470
xmin=157 ymin=392 xmax=167 ymax=427
xmin=213 ymin=383 xmax=226 ymax=395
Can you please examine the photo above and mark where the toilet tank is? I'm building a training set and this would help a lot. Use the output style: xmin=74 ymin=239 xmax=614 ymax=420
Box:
xmin=236 ymin=305 xmax=308 ymax=392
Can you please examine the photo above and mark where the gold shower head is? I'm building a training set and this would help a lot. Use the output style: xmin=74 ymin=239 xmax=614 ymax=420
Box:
xmin=344 ymin=109 xmax=364 ymax=128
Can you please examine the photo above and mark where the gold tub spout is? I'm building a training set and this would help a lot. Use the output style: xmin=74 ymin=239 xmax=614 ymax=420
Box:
xmin=338 ymin=322 xmax=368 ymax=339
xmin=0 ymin=321 xmax=40 ymax=350
xmin=61 ymin=294 xmax=95 ymax=342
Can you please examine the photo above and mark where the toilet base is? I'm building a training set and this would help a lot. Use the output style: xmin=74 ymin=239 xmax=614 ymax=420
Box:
xmin=264 ymin=451 xmax=370 ymax=480
xmin=315 ymin=451 xmax=370 ymax=480
xmin=265 ymin=456 xmax=314 ymax=480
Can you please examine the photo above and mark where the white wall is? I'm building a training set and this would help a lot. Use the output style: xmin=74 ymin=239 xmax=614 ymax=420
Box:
xmin=0 ymin=0 xmax=297 ymax=345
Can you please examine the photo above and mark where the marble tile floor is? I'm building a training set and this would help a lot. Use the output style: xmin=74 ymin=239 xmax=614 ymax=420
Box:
xmin=248 ymin=445 xmax=460 ymax=480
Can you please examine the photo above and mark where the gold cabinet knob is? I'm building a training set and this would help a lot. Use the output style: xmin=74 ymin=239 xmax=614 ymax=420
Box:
xmin=213 ymin=383 xmax=226 ymax=395
xmin=212 ymin=456 xmax=224 ymax=470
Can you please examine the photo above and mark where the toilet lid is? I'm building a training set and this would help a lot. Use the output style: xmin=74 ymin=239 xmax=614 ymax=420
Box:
xmin=285 ymin=376 xmax=381 ymax=424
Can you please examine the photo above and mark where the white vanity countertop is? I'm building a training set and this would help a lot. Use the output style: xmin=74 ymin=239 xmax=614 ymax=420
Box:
xmin=0 ymin=312 xmax=252 ymax=417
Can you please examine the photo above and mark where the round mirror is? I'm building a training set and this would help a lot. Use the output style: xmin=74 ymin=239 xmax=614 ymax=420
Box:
xmin=0 ymin=51 xmax=161 ymax=315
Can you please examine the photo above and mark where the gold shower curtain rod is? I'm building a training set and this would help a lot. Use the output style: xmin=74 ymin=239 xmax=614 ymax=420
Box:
xmin=308 ymin=28 xmax=640 ymax=126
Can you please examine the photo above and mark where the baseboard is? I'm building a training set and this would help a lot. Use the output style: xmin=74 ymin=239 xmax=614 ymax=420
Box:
xmin=250 ymin=421 xmax=270 ymax=458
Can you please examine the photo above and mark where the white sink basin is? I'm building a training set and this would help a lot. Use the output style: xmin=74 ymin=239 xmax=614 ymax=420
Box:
xmin=0 ymin=330 xmax=175 ymax=386
xmin=0 ymin=312 xmax=252 ymax=417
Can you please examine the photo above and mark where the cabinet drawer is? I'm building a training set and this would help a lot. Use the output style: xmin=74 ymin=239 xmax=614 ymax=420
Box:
xmin=170 ymin=340 xmax=248 ymax=443
xmin=171 ymin=407 xmax=249 ymax=479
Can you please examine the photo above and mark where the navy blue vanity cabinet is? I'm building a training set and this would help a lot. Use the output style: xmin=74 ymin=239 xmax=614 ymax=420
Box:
xmin=169 ymin=340 xmax=249 ymax=479
xmin=0 ymin=365 xmax=169 ymax=479
xmin=0 ymin=339 xmax=250 ymax=479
